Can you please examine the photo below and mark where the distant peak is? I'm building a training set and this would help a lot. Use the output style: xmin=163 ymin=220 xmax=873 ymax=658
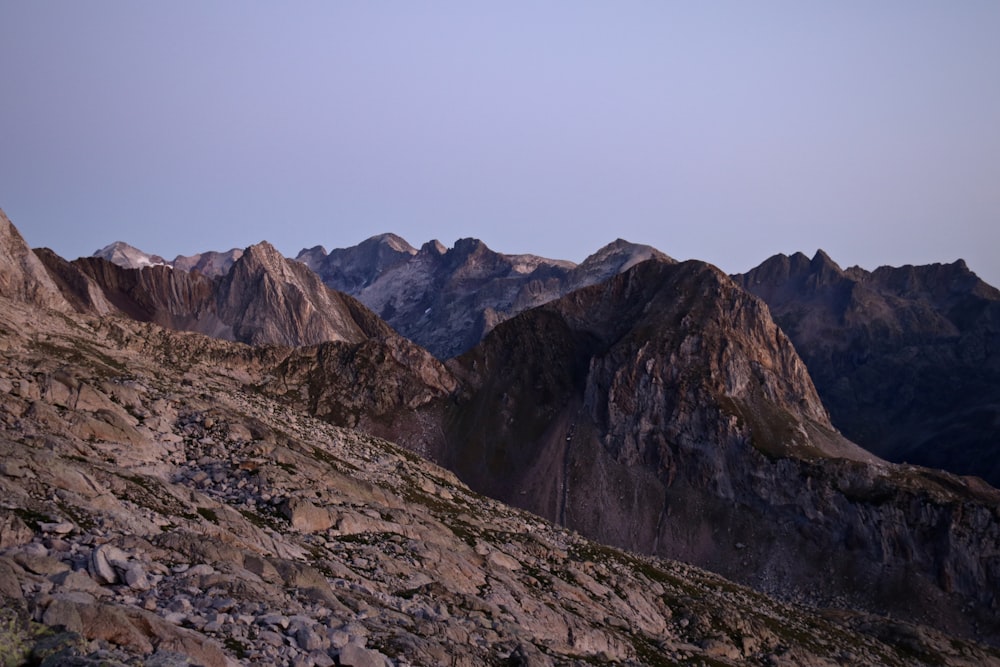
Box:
xmin=297 ymin=244 xmax=329 ymax=257
xmin=92 ymin=241 xmax=168 ymax=269
xmin=419 ymin=240 xmax=447 ymax=255
xmin=810 ymin=249 xmax=843 ymax=272
xmin=365 ymin=233 xmax=417 ymax=254
xmin=449 ymin=238 xmax=494 ymax=259
xmin=580 ymin=238 xmax=674 ymax=269
xmin=243 ymin=240 xmax=282 ymax=258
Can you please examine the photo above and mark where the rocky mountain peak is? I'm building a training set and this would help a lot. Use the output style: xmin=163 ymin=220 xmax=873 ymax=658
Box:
xmin=367 ymin=232 xmax=417 ymax=255
xmin=93 ymin=241 xmax=168 ymax=269
xmin=577 ymin=238 xmax=674 ymax=274
xmin=171 ymin=248 xmax=244 ymax=278
xmin=295 ymin=234 xmax=418 ymax=295
xmin=294 ymin=244 xmax=328 ymax=272
xmin=418 ymin=239 xmax=447 ymax=256
xmin=215 ymin=241 xmax=392 ymax=347
xmin=234 ymin=240 xmax=289 ymax=274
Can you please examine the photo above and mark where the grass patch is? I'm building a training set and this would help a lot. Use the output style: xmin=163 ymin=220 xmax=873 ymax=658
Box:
xmin=223 ymin=636 xmax=249 ymax=659
xmin=196 ymin=507 xmax=219 ymax=524
xmin=11 ymin=507 xmax=51 ymax=531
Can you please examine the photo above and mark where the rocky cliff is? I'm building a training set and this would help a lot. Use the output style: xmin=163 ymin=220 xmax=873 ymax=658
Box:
xmin=736 ymin=250 xmax=1000 ymax=486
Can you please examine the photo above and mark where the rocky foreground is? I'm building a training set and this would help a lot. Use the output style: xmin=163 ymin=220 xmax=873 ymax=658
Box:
xmin=1 ymin=300 xmax=999 ymax=666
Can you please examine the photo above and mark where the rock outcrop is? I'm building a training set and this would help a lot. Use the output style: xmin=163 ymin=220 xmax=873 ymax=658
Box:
xmin=736 ymin=250 xmax=1000 ymax=486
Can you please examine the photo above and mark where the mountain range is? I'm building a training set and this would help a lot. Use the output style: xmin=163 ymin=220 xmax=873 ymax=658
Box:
xmin=1 ymin=207 xmax=998 ymax=665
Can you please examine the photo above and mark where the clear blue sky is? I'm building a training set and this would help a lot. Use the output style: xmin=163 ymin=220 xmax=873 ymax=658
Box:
xmin=2 ymin=2 xmax=998 ymax=286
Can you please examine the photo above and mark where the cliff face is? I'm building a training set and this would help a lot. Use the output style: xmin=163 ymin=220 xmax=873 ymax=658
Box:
xmin=216 ymin=241 xmax=392 ymax=347
xmin=438 ymin=259 xmax=1000 ymax=642
xmin=736 ymin=251 xmax=1000 ymax=486
xmin=70 ymin=256 xmax=225 ymax=335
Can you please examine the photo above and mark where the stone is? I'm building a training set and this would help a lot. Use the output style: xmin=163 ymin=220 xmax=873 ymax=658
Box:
xmin=242 ymin=553 xmax=281 ymax=583
xmin=89 ymin=544 xmax=128 ymax=585
xmin=336 ymin=641 xmax=390 ymax=667
xmin=13 ymin=552 xmax=70 ymax=577
xmin=185 ymin=564 xmax=215 ymax=577
xmin=282 ymin=498 xmax=334 ymax=533
xmin=123 ymin=562 xmax=150 ymax=591
xmin=41 ymin=596 xmax=84 ymax=633
xmin=296 ymin=623 xmax=327 ymax=652
xmin=486 ymin=550 xmax=521 ymax=571
xmin=39 ymin=521 xmax=75 ymax=535
xmin=259 ymin=630 xmax=285 ymax=647
xmin=0 ymin=512 xmax=33 ymax=549
xmin=0 ymin=461 xmax=28 ymax=478
xmin=0 ymin=558 xmax=25 ymax=601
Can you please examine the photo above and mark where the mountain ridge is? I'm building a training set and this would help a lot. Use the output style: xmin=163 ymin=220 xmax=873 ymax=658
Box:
xmin=2 ymin=210 xmax=995 ymax=657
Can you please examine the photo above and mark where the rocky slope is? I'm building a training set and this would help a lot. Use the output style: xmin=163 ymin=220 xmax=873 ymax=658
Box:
xmin=735 ymin=251 xmax=1000 ymax=486
xmin=296 ymin=235 xmax=672 ymax=359
xmin=409 ymin=259 xmax=1000 ymax=645
xmin=4 ymin=237 xmax=997 ymax=664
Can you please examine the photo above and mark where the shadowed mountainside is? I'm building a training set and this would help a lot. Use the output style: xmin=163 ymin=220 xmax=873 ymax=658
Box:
xmin=736 ymin=250 xmax=1000 ymax=487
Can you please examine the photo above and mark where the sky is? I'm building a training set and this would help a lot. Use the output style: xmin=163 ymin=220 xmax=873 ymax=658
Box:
xmin=1 ymin=2 xmax=998 ymax=286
